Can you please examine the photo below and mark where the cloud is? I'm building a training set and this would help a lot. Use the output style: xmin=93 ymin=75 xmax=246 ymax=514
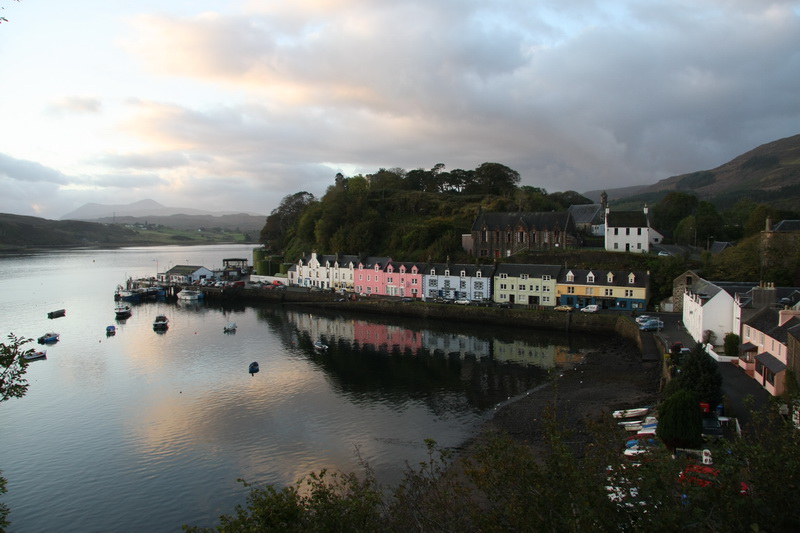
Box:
xmin=45 ymin=96 xmax=103 ymax=117
xmin=0 ymin=153 xmax=72 ymax=184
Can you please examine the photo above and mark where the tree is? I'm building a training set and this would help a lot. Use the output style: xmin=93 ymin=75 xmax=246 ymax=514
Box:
xmin=259 ymin=192 xmax=316 ymax=252
xmin=674 ymin=345 xmax=723 ymax=407
xmin=1 ymin=333 xmax=32 ymax=403
xmin=653 ymin=191 xmax=699 ymax=235
xmin=723 ymin=332 xmax=740 ymax=359
xmin=656 ymin=389 xmax=703 ymax=450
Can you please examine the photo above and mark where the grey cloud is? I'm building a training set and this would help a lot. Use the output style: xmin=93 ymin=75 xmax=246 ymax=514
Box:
xmin=0 ymin=154 xmax=71 ymax=184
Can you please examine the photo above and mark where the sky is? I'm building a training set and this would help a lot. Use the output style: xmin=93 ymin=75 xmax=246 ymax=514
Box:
xmin=1 ymin=0 xmax=799 ymax=220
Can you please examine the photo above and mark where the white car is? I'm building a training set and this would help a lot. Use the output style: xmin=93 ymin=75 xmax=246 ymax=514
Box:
xmin=581 ymin=304 xmax=599 ymax=313
xmin=454 ymin=298 xmax=471 ymax=305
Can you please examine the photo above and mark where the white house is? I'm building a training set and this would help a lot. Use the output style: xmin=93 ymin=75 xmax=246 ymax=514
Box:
xmin=289 ymin=252 xmax=360 ymax=290
xmin=163 ymin=265 xmax=215 ymax=284
xmin=423 ymin=262 xmax=495 ymax=301
xmin=604 ymin=206 xmax=663 ymax=253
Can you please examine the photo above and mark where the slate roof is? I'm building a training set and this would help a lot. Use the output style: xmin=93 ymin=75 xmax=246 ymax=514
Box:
xmin=557 ymin=268 xmax=650 ymax=289
xmin=165 ymin=265 xmax=208 ymax=275
xmin=772 ymin=220 xmax=800 ymax=232
xmin=471 ymin=211 xmax=574 ymax=232
xmin=495 ymin=264 xmax=563 ymax=278
xmin=568 ymin=204 xmax=604 ymax=225
xmin=756 ymin=352 xmax=787 ymax=373
xmin=425 ymin=263 xmax=497 ymax=277
xmin=605 ymin=210 xmax=649 ymax=228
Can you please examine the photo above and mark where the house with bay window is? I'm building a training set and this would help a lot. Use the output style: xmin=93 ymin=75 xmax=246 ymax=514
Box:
xmin=740 ymin=308 xmax=800 ymax=396
xmin=423 ymin=263 xmax=495 ymax=301
xmin=493 ymin=264 xmax=561 ymax=307
xmin=556 ymin=269 xmax=649 ymax=311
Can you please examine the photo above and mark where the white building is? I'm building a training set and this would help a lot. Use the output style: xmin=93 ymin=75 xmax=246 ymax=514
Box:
xmin=604 ymin=206 xmax=663 ymax=253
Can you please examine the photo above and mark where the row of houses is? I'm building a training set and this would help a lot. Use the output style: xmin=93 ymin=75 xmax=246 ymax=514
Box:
xmin=678 ymin=272 xmax=800 ymax=397
xmin=288 ymin=252 xmax=650 ymax=311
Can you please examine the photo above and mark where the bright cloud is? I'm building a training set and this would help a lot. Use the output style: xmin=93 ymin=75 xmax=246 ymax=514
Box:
xmin=0 ymin=0 xmax=798 ymax=219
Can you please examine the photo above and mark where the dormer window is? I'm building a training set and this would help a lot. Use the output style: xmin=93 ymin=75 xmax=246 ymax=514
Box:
xmin=628 ymin=273 xmax=636 ymax=284
xmin=444 ymin=270 xmax=450 ymax=277
xmin=607 ymin=273 xmax=614 ymax=283
xmin=587 ymin=272 xmax=595 ymax=283
xmin=460 ymin=270 xmax=466 ymax=277
xmin=566 ymin=271 xmax=574 ymax=282
xmin=430 ymin=269 xmax=436 ymax=276
xmin=476 ymin=271 xmax=482 ymax=278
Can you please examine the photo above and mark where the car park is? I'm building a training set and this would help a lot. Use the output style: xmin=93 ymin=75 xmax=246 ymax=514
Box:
xmin=639 ymin=319 xmax=664 ymax=331
xmin=581 ymin=304 xmax=599 ymax=313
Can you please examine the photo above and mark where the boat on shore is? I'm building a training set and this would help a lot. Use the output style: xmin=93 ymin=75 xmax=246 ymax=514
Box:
xmin=47 ymin=309 xmax=66 ymax=319
xmin=37 ymin=332 xmax=60 ymax=344
xmin=612 ymin=407 xmax=651 ymax=419
xmin=153 ymin=315 xmax=169 ymax=330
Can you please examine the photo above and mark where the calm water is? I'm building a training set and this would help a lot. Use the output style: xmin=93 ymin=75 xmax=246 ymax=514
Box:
xmin=0 ymin=245 xmax=594 ymax=532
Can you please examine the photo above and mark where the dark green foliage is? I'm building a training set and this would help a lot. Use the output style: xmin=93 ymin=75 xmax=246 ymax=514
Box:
xmin=0 ymin=333 xmax=32 ymax=403
xmin=656 ymin=389 xmax=704 ymax=449
xmin=677 ymin=171 xmax=715 ymax=190
xmin=673 ymin=346 xmax=724 ymax=407
xmin=724 ymin=333 xmax=740 ymax=359
xmin=652 ymin=191 xmax=699 ymax=234
xmin=741 ymin=154 xmax=780 ymax=171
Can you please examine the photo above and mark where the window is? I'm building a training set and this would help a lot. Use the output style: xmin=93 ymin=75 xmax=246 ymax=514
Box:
xmin=567 ymin=286 xmax=575 ymax=294
xmin=625 ymin=289 xmax=633 ymax=297
xmin=637 ymin=228 xmax=642 ymax=235
xmin=460 ymin=270 xmax=466 ymax=277
xmin=614 ymin=243 xmax=619 ymax=249
xmin=614 ymin=228 xmax=619 ymax=235
xmin=566 ymin=271 xmax=574 ymax=282
xmin=542 ymin=296 xmax=550 ymax=303
xmin=543 ymin=286 xmax=550 ymax=292
xmin=586 ymin=288 xmax=594 ymax=295
xmin=626 ymin=228 xmax=630 ymax=235
xmin=475 ymin=281 xmax=483 ymax=290
xmin=607 ymin=273 xmax=614 ymax=283
xmin=444 ymin=270 xmax=450 ymax=277
xmin=412 ymin=279 xmax=418 ymax=285
xmin=543 ymin=275 xmax=551 ymax=281
xmin=637 ymin=243 xmax=642 ymax=250
xmin=476 ymin=271 xmax=482 ymax=278
xmin=430 ymin=269 xmax=436 ymax=276
xmin=605 ymin=288 xmax=613 ymax=296
xmin=519 ymin=284 xmax=526 ymax=291
xmin=521 ymin=274 xmax=529 ymax=280
xmin=587 ymin=273 xmax=595 ymax=283
xmin=387 ymin=277 xmax=393 ymax=283
xmin=500 ymin=284 xmax=507 ymax=290
xmin=429 ymin=279 xmax=438 ymax=287
xmin=628 ymin=273 xmax=636 ymax=284
xmin=500 ymin=273 xmax=508 ymax=279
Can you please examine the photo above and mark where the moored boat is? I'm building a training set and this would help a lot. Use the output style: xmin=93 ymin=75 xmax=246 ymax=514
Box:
xmin=313 ymin=340 xmax=329 ymax=351
xmin=106 ymin=325 xmax=116 ymax=336
xmin=47 ymin=309 xmax=66 ymax=319
xmin=24 ymin=350 xmax=47 ymax=361
xmin=37 ymin=332 xmax=60 ymax=344
xmin=223 ymin=322 xmax=237 ymax=333
xmin=153 ymin=315 xmax=169 ymax=330
xmin=115 ymin=304 xmax=132 ymax=318
xmin=178 ymin=289 xmax=204 ymax=301
xmin=249 ymin=361 xmax=259 ymax=375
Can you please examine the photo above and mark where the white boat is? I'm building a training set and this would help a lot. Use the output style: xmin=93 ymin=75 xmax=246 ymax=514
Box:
xmin=178 ymin=289 xmax=204 ymax=301
xmin=23 ymin=350 xmax=47 ymax=361
xmin=153 ymin=315 xmax=169 ymax=330
xmin=313 ymin=340 xmax=329 ymax=351
xmin=624 ymin=416 xmax=658 ymax=432
xmin=115 ymin=304 xmax=132 ymax=318
xmin=223 ymin=322 xmax=237 ymax=333
xmin=613 ymin=407 xmax=651 ymax=419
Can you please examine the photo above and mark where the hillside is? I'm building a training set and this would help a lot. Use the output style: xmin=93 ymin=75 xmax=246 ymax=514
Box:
xmin=611 ymin=133 xmax=800 ymax=209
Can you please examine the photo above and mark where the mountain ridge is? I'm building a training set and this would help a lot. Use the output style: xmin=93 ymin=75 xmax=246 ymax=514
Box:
xmin=60 ymin=199 xmax=265 ymax=220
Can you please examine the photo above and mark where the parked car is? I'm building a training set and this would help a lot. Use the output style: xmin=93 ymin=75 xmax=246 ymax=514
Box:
xmin=639 ymin=319 xmax=664 ymax=331
xmin=454 ymin=298 xmax=471 ymax=305
xmin=554 ymin=305 xmax=574 ymax=312
xmin=635 ymin=315 xmax=653 ymax=325
xmin=581 ymin=304 xmax=599 ymax=313
xmin=701 ymin=414 xmax=724 ymax=438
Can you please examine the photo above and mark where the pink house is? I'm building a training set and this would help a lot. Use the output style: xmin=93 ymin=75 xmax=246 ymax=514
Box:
xmin=740 ymin=308 xmax=800 ymax=396
xmin=354 ymin=256 xmax=392 ymax=296
xmin=384 ymin=261 xmax=424 ymax=299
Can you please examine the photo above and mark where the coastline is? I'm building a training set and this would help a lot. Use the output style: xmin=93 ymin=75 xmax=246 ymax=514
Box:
xmin=464 ymin=336 xmax=662 ymax=455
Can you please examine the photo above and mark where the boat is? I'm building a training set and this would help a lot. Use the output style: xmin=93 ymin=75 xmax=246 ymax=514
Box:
xmin=37 ymin=332 xmax=60 ymax=344
xmin=152 ymin=315 xmax=169 ymax=330
xmin=248 ymin=361 xmax=259 ymax=375
xmin=47 ymin=309 xmax=66 ymax=319
xmin=223 ymin=322 xmax=237 ymax=333
xmin=612 ymin=407 xmax=650 ymax=419
xmin=23 ymin=350 xmax=47 ymax=361
xmin=115 ymin=304 xmax=132 ymax=318
xmin=178 ymin=289 xmax=204 ymax=301
xmin=313 ymin=340 xmax=329 ymax=351
xmin=623 ymin=416 xmax=658 ymax=432
xmin=106 ymin=325 xmax=116 ymax=336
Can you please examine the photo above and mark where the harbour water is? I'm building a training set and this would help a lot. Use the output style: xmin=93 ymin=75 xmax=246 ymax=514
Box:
xmin=0 ymin=244 xmax=595 ymax=532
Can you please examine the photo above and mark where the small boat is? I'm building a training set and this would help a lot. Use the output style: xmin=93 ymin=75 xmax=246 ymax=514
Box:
xmin=248 ymin=361 xmax=259 ymax=375
xmin=37 ymin=332 xmax=60 ymax=344
xmin=623 ymin=416 xmax=658 ymax=432
xmin=178 ymin=289 xmax=204 ymax=301
xmin=47 ymin=309 xmax=66 ymax=319
xmin=23 ymin=350 xmax=47 ymax=361
xmin=223 ymin=322 xmax=237 ymax=333
xmin=313 ymin=340 xmax=329 ymax=351
xmin=115 ymin=304 xmax=132 ymax=318
xmin=612 ymin=407 xmax=650 ymax=419
xmin=106 ymin=325 xmax=116 ymax=336
xmin=153 ymin=315 xmax=169 ymax=330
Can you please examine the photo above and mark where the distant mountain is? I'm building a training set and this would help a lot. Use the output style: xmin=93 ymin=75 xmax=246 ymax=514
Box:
xmin=599 ymin=134 xmax=800 ymax=210
xmin=61 ymin=199 xmax=264 ymax=220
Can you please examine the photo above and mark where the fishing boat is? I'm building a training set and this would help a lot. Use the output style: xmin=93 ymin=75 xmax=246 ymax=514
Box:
xmin=223 ymin=322 xmax=237 ymax=333
xmin=37 ymin=332 xmax=60 ymax=344
xmin=152 ymin=315 xmax=169 ymax=330
xmin=115 ymin=304 xmax=132 ymax=318
xmin=178 ymin=289 xmax=204 ymax=301
xmin=106 ymin=325 xmax=116 ymax=336
xmin=248 ymin=362 xmax=259 ymax=375
xmin=23 ymin=350 xmax=47 ymax=361
xmin=313 ymin=340 xmax=329 ymax=351
xmin=47 ymin=309 xmax=66 ymax=319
